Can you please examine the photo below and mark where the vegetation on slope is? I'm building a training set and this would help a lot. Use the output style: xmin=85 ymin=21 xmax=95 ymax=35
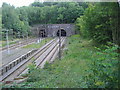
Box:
xmin=76 ymin=2 xmax=120 ymax=46
xmin=3 ymin=35 xmax=119 ymax=88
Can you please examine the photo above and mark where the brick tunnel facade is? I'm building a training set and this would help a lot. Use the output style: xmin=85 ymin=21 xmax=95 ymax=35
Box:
xmin=31 ymin=24 xmax=75 ymax=37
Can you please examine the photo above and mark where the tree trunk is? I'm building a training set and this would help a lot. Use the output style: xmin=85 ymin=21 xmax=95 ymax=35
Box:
xmin=112 ymin=2 xmax=120 ymax=53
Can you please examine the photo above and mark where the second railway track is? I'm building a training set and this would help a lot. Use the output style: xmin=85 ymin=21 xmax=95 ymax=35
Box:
xmin=0 ymin=37 xmax=66 ymax=82
xmin=0 ymin=38 xmax=39 ymax=52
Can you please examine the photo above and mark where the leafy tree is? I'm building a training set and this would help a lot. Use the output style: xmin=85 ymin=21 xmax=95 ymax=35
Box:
xmin=28 ymin=2 xmax=86 ymax=24
xmin=2 ymin=3 xmax=30 ymax=38
xmin=26 ymin=6 xmax=43 ymax=25
xmin=76 ymin=2 xmax=120 ymax=45
xmin=2 ymin=3 xmax=19 ymax=30
xmin=2 ymin=3 xmax=21 ymax=37
xmin=16 ymin=7 xmax=30 ymax=36
xmin=2 ymin=2 xmax=87 ymax=38
xmin=30 ymin=2 xmax=44 ymax=7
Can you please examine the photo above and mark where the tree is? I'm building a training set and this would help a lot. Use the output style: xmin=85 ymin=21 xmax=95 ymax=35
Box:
xmin=27 ymin=2 xmax=86 ymax=24
xmin=2 ymin=3 xmax=21 ymax=37
xmin=108 ymin=2 xmax=120 ymax=48
xmin=30 ymin=2 xmax=44 ymax=7
xmin=76 ymin=2 xmax=120 ymax=45
xmin=2 ymin=2 xmax=87 ymax=38
xmin=2 ymin=3 xmax=30 ymax=38
xmin=16 ymin=7 xmax=30 ymax=36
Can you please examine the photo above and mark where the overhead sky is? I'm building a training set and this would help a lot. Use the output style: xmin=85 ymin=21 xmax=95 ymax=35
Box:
xmin=0 ymin=0 xmax=40 ymax=7
xmin=0 ymin=0 xmax=119 ymax=7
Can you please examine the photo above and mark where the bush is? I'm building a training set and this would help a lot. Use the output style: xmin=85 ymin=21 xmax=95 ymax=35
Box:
xmin=84 ymin=45 xmax=119 ymax=88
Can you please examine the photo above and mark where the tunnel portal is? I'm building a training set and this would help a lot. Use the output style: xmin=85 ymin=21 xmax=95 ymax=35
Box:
xmin=32 ymin=24 xmax=75 ymax=37
xmin=57 ymin=29 xmax=66 ymax=37
xmin=39 ymin=29 xmax=46 ymax=37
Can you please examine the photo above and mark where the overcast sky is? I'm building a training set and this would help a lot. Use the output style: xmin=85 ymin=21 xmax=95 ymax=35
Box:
xmin=0 ymin=0 xmax=119 ymax=7
xmin=0 ymin=0 xmax=40 ymax=7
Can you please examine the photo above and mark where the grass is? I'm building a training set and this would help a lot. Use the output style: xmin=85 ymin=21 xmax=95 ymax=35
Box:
xmin=0 ymin=39 xmax=21 ymax=47
xmin=22 ymin=38 xmax=52 ymax=49
xmin=4 ymin=35 xmax=96 ymax=88
xmin=3 ymin=35 xmax=94 ymax=88
xmin=2 ymin=35 xmax=118 ymax=88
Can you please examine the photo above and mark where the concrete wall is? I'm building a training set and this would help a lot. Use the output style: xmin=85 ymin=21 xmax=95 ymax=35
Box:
xmin=31 ymin=24 xmax=75 ymax=37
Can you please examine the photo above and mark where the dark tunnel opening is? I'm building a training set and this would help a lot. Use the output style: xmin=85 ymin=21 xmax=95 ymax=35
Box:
xmin=39 ymin=29 xmax=46 ymax=37
xmin=57 ymin=29 xmax=66 ymax=37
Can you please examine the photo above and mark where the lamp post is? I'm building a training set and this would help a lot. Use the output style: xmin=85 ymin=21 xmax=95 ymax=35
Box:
xmin=17 ymin=32 xmax=21 ymax=48
xmin=59 ymin=26 xmax=61 ymax=60
xmin=37 ymin=28 xmax=40 ymax=43
xmin=10 ymin=29 xmax=13 ymax=41
xmin=6 ymin=29 xmax=10 ymax=54
xmin=45 ymin=24 xmax=47 ymax=44
xmin=27 ymin=32 xmax=28 ymax=45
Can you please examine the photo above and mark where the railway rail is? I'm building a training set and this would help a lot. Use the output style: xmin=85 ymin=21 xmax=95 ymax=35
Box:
xmin=0 ymin=37 xmax=66 ymax=82
xmin=0 ymin=38 xmax=39 ymax=52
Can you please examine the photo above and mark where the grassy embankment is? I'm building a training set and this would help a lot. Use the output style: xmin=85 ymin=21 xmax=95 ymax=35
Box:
xmin=3 ymin=35 xmax=118 ymax=88
xmin=14 ymin=35 xmax=97 ymax=88
xmin=23 ymin=38 xmax=52 ymax=49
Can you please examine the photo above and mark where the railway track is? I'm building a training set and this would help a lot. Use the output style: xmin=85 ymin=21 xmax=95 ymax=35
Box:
xmin=0 ymin=37 xmax=66 ymax=82
xmin=0 ymin=38 xmax=39 ymax=52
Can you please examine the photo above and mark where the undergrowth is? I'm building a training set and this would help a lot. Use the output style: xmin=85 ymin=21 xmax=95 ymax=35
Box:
xmin=2 ymin=35 xmax=119 ymax=88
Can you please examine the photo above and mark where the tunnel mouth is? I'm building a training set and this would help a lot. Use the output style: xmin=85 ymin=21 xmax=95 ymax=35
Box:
xmin=39 ymin=29 xmax=46 ymax=37
xmin=57 ymin=29 xmax=66 ymax=37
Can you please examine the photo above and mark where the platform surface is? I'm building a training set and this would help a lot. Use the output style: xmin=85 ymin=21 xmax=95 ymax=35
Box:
xmin=1 ymin=48 xmax=33 ymax=67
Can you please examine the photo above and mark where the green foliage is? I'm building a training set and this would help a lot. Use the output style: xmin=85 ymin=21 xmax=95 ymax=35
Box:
xmin=2 ymin=40 xmax=16 ymax=47
xmin=28 ymin=2 xmax=86 ymax=24
xmin=2 ymin=35 xmax=91 ymax=88
xmin=28 ymin=63 xmax=36 ymax=74
xmin=85 ymin=45 xmax=119 ymax=88
xmin=26 ymin=6 xmax=43 ymax=25
xmin=2 ymin=3 xmax=18 ymax=30
xmin=76 ymin=2 xmax=119 ymax=44
xmin=2 ymin=35 xmax=119 ymax=88
xmin=25 ymin=48 xmax=89 ymax=87
xmin=30 ymin=2 xmax=44 ymax=7
xmin=2 ymin=2 xmax=87 ymax=39
xmin=2 ymin=3 xmax=30 ymax=39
